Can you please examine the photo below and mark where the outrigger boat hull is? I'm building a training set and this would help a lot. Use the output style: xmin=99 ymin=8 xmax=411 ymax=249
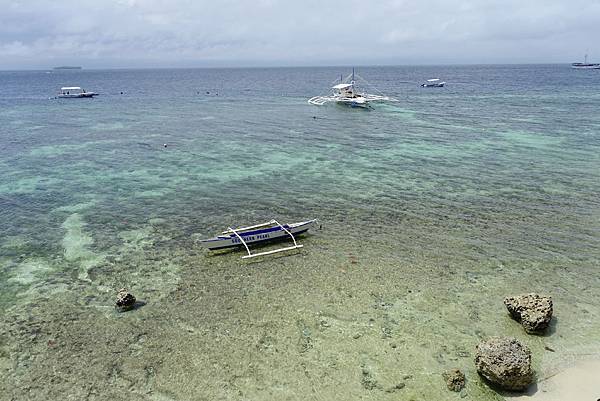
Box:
xmin=199 ymin=219 xmax=318 ymax=257
xmin=57 ymin=86 xmax=98 ymax=98
xmin=308 ymin=69 xmax=397 ymax=107
xmin=338 ymin=96 xmax=369 ymax=108
xmin=58 ymin=93 xmax=98 ymax=98
xmin=421 ymin=79 xmax=446 ymax=88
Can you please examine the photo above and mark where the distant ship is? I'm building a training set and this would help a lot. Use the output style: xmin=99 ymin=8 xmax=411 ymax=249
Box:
xmin=571 ymin=54 xmax=600 ymax=69
xmin=53 ymin=66 xmax=82 ymax=70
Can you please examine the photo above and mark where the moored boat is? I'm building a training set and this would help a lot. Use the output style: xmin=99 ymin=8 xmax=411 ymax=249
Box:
xmin=308 ymin=68 xmax=397 ymax=108
xmin=199 ymin=219 xmax=318 ymax=258
xmin=421 ymin=78 xmax=446 ymax=87
xmin=329 ymin=83 xmax=369 ymax=108
xmin=57 ymin=87 xmax=98 ymax=98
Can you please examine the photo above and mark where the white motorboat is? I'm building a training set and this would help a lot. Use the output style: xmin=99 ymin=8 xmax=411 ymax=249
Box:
xmin=571 ymin=54 xmax=600 ymax=69
xmin=421 ymin=78 xmax=445 ymax=87
xmin=199 ymin=219 xmax=318 ymax=259
xmin=57 ymin=87 xmax=98 ymax=98
xmin=308 ymin=69 xmax=397 ymax=108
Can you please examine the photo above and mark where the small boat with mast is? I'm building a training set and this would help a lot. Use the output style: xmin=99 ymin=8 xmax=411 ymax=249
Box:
xmin=308 ymin=68 xmax=397 ymax=108
xmin=571 ymin=54 xmax=600 ymax=69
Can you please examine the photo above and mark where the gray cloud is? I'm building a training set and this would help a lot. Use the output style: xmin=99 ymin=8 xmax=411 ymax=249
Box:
xmin=1 ymin=0 xmax=599 ymax=68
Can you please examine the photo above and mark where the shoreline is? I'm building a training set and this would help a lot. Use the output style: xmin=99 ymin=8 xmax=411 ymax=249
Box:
xmin=511 ymin=357 xmax=600 ymax=401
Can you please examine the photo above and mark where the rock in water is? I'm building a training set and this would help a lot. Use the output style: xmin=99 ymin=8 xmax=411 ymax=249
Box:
xmin=115 ymin=288 xmax=136 ymax=312
xmin=443 ymin=368 xmax=466 ymax=392
xmin=504 ymin=293 xmax=553 ymax=334
xmin=475 ymin=337 xmax=534 ymax=391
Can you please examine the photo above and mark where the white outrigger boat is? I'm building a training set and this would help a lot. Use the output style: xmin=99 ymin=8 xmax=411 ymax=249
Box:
xmin=421 ymin=78 xmax=445 ymax=87
xmin=57 ymin=87 xmax=98 ymax=98
xmin=308 ymin=69 xmax=397 ymax=108
xmin=199 ymin=219 xmax=318 ymax=259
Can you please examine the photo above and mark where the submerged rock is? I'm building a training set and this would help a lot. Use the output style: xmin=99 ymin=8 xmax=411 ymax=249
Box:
xmin=443 ymin=368 xmax=466 ymax=392
xmin=504 ymin=293 xmax=553 ymax=334
xmin=475 ymin=337 xmax=534 ymax=391
xmin=360 ymin=367 xmax=379 ymax=390
xmin=115 ymin=288 xmax=136 ymax=312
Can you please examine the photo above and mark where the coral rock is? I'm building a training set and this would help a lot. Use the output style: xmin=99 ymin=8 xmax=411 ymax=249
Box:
xmin=475 ymin=337 xmax=534 ymax=391
xmin=504 ymin=293 xmax=553 ymax=334
xmin=443 ymin=368 xmax=466 ymax=392
xmin=115 ymin=288 xmax=136 ymax=312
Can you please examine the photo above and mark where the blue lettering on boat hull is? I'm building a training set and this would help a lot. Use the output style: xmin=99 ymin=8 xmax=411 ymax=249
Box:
xmin=210 ymin=229 xmax=309 ymax=250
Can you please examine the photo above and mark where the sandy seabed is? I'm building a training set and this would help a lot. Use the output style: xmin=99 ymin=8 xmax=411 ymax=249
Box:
xmin=513 ymin=359 xmax=600 ymax=401
xmin=2 ymin=219 xmax=600 ymax=401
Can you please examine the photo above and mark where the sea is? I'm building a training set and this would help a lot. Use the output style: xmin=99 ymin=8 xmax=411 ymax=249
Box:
xmin=1 ymin=65 xmax=599 ymax=400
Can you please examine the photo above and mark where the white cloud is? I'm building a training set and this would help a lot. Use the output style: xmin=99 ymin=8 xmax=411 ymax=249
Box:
xmin=0 ymin=0 xmax=599 ymax=68
xmin=0 ymin=40 xmax=31 ymax=57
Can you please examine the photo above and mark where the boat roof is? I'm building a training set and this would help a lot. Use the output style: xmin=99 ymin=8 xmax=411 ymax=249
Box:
xmin=61 ymin=87 xmax=82 ymax=90
xmin=427 ymin=79 xmax=440 ymax=82
xmin=332 ymin=83 xmax=353 ymax=89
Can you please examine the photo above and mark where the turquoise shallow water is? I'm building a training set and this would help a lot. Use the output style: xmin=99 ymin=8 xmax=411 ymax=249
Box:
xmin=1 ymin=65 xmax=600 ymax=400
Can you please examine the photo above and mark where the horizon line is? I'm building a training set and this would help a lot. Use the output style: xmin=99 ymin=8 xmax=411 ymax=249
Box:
xmin=0 ymin=62 xmax=577 ymax=72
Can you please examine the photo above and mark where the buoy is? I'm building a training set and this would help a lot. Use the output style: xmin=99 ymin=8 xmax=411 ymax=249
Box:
xmin=163 ymin=143 xmax=167 ymax=148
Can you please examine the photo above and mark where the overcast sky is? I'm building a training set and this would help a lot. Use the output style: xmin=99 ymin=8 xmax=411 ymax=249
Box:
xmin=1 ymin=0 xmax=599 ymax=69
